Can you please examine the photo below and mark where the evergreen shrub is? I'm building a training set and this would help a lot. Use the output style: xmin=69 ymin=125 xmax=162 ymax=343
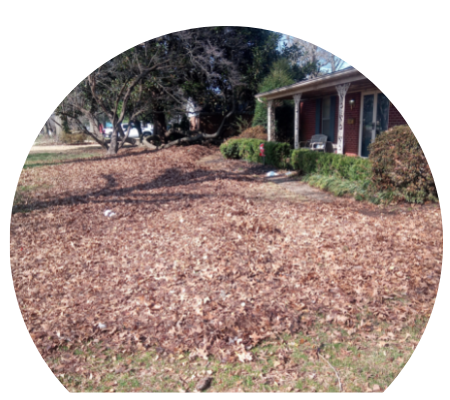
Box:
xmin=220 ymin=138 xmax=291 ymax=168
xmin=290 ymin=149 xmax=372 ymax=181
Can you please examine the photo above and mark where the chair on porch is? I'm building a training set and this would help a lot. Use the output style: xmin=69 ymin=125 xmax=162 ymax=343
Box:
xmin=309 ymin=134 xmax=328 ymax=151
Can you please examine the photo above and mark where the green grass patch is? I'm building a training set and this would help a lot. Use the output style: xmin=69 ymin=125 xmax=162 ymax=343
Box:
xmin=303 ymin=173 xmax=405 ymax=205
xmin=24 ymin=149 xmax=104 ymax=169
xmin=51 ymin=315 xmax=427 ymax=393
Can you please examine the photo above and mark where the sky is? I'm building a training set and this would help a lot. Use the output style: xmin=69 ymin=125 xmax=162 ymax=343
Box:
xmin=277 ymin=33 xmax=350 ymax=73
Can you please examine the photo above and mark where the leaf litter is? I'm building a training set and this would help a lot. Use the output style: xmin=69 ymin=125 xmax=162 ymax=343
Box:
xmin=10 ymin=146 xmax=442 ymax=390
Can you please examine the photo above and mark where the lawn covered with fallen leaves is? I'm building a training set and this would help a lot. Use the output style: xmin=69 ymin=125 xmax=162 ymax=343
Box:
xmin=10 ymin=145 xmax=442 ymax=392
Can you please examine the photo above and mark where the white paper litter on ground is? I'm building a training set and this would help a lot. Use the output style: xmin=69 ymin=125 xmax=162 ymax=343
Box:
xmin=104 ymin=210 xmax=116 ymax=217
xmin=266 ymin=171 xmax=278 ymax=177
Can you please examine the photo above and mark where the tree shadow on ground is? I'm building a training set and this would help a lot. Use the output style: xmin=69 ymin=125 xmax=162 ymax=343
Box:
xmin=12 ymin=162 xmax=273 ymax=214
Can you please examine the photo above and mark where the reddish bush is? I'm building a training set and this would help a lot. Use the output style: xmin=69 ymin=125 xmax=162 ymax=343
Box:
xmin=237 ymin=125 xmax=267 ymax=140
xmin=368 ymin=125 xmax=437 ymax=203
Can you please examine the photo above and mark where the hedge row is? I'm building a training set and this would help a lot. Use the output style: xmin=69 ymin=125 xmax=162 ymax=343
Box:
xmin=290 ymin=149 xmax=372 ymax=182
xmin=220 ymin=138 xmax=291 ymax=169
xmin=220 ymin=133 xmax=437 ymax=203
xmin=220 ymin=138 xmax=371 ymax=181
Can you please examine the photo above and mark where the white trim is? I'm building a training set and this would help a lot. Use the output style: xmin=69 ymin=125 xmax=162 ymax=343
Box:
xmin=255 ymin=68 xmax=365 ymax=101
xmin=267 ymin=100 xmax=273 ymax=142
xmin=293 ymin=94 xmax=302 ymax=149
xmin=336 ymin=83 xmax=351 ymax=155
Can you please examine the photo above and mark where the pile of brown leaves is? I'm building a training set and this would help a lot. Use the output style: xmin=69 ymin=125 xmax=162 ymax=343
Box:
xmin=10 ymin=146 xmax=442 ymax=372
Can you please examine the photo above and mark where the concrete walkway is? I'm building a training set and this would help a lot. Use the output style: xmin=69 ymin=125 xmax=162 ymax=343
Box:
xmin=197 ymin=152 xmax=335 ymax=203
xmin=264 ymin=173 xmax=335 ymax=203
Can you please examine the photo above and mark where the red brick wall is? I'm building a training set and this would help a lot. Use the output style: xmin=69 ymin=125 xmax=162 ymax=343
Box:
xmin=300 ymin=98 xmax=338 ymax=143
xmin=343 ymin=92 xmax=361 ymax=155
xmin=388 ymin=103 xmax=407 ymax=128
xmin=300 ymin=100 xmax=316 ymax=142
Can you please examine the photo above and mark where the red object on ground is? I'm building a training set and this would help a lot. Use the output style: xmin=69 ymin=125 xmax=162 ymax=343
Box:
xmin=259 ymin=143 xmax=265 ymax=157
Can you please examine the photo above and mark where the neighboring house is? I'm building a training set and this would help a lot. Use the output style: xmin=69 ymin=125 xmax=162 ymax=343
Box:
xmin=186 ymin=97 xmax=202 ymax=131
xmin=254 ymin=66 xmax=407 ymax=157
xmin=186 ymin=97 xmax=253 ymax=137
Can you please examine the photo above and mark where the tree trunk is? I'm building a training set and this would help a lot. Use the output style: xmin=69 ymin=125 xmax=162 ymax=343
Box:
xmin=41 ymin=123 xmax=49 ymax=137
xmin=162 ymin=107 xmax=235 ymax=149
xmin=88 ymin=115 xmax=100 ymax=136
xmin=108 ymin=128 xmax=119 ymax=155
xmin=53 ymin=115 xmax=64 ymax=142
xmin=153 ymin=108 xmax=166 ymax=143
xmin=133 ymin=119 xmax=143 ymax=144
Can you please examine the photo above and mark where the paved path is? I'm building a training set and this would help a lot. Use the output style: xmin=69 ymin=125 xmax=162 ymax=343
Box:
xmin=197 ymin=152 xmax=335 ymax=203
xmin=264 ymin=173 xmax=335 ymax=203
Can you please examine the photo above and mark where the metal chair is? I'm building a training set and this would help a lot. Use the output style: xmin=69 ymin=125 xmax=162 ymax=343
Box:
xmin=309 ymin=134 xmax=328 ymax=152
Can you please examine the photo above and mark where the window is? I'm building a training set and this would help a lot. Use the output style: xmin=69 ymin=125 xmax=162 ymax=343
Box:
xmin=316 ymin=96 xmax=336 ymax=141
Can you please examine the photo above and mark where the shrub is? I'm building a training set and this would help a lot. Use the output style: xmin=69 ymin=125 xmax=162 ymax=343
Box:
xmin=290 ymin=149 xmax=372 ymax=182
xmin=369 ymin=125 xmax=437 ymax=203
xmin=264 ymin=141 xmax=292 ymax=168
xmin=220 ymin=138 xmax=291 ymax=168
xmin=305 ymin=173 xmax=370 ymax=198
xmin=237 ymin=125 xmax=267 ymax=140
xmin=220 ymin=138 xmax=262 ymax=162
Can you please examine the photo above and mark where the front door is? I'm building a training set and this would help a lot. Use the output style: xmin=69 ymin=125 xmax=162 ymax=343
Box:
xmin=360 ymin=93 xmax=390 ymax=157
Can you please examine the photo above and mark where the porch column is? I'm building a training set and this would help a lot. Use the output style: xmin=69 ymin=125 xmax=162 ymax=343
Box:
xmin=335 ymin=83 xmax=351 ymax=154
xmin=293 ymin=94 xmax=302 ymax=149
xmin=267 ymin=99 xmax=274 ymax=142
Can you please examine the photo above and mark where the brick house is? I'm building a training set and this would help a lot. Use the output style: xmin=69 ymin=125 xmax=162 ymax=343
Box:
xmin=255 ymin=66 xmax=407 ymax=157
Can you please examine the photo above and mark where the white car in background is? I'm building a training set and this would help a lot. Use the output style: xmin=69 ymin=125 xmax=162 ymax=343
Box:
xmin=121 ymin=123 xmax=139 ymax=138
xmin=122 ymin=123 xmax=154 ymax=138
xmin=103 ymin=122 xmax=154 ymax=139
xmin=103 ymin=123 xmax=113 ymax=137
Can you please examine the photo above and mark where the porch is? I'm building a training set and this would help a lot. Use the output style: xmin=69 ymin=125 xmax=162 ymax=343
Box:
xmin=255 ymin=67 xmax=407 ymax=157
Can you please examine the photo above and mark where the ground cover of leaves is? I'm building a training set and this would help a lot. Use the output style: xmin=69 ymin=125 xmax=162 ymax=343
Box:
xmin=10 ymin=145 xmax=442 ymax=392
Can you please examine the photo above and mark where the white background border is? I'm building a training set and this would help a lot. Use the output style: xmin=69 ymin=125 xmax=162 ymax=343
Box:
xmin=1 ymin=1 xmax=448 ymax=398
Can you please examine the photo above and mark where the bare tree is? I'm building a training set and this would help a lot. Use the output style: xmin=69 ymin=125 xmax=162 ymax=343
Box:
xmin=285 ymin=36 xmax=346 ymax=77
xmin=57 ymin=30 xmax=242 ymax=154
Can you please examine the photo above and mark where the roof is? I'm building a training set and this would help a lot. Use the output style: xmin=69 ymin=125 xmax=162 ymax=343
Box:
xmin=255 ymin=66 xmax=376 ymax=101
